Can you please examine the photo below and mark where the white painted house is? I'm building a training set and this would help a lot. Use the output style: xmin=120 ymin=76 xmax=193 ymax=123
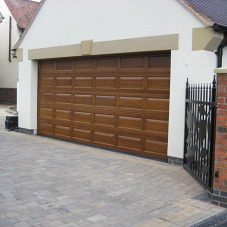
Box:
xmin=0 ymin=0 xmax=39 ymax=104
xmin=0 ymin=1 xmax=20 ymax=103
xmin=15 ymin=0 xmax=227 ymax=162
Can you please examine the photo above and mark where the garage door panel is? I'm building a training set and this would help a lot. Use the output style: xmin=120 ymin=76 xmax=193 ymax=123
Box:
xmin=95 ymin=95 xmax=116 ymax=107
xmin=75 ymin=59 xmax=94 ymax=70
xmin=38 ymin=118 xmax=167 ymax=143
xmin=40 ymin=77 xmax=54 ymax=88
xmin=116 ymin=127 xmax=168 ymax=143
xmin=39 ymin=122 xmax=54 ymax=135
xmin=73 ymin=106 xmax=142 ymax=117
xmin=119 ymin=77 xmax=144 ymax=89
xmin=39 ymin=93 xmax=54 ymax=103
xmin=149 ymin=56 xmax=170 ymax=68
xmin=94 ymin=114 xmax=115 ymax=127
xmin=146 ymin=98 xmax=169 ymax=111
xmin=144 ymin=131 xmax=168 ymax=143
xmin=96 ymin=77 xmax=117 ymax=88
xmin=73 ymin=128 xmax=92 ymax=141
xmin=145 ymin=119 xmax=168 ymax=133
xmin=39 ymin=108 xmax=54 ymax=119
xmin=74 ymin=77 xmax=93 ymax=88
xmin=56 ymin=60 xmax=73 ymax=71
xmin=85 ymin=90 xmax=169 ymax=99
xmin=145 ymin=140 xmax=167 ymax=155
xmin=39 ymin=61 xmax=55 ymax=73
xmin=118 ymin=135 xmax=142 ymax=151
xmin=148 ymin=78 xmax=170 ymax=90
xmin=120 ymin=56 xmax=145 ymax=69
xmin=146 ymin=111 xmax=169 ymax=122
xmin=93 ymin=132 xmax=115 ymax=146
xmin=74 ymin=94 xmax=93 ymax=105
xmin=73 ymin=89 xmax=168 ymax=97
xmin=38 ymin=53 xmax=170 ymax=159
xmin=55 ymin=109 xmax=72 ymax=121
xmin=39 ymin=103 xmax=72 ymax=111
xmin=39 ymin=109 xmax=169 ymax=125
xmin=118 ymin=116 xmax=142 ymax=130
xmin=56 ymin=93 xmax=72 ymax=104
xmin=56 ymin=77 xmax=72 ymax=87
xmin=73 ymin=111 xmax=92 ymax=123
xmin=119 ymin=97 xmax=143 ymax=109
xmin=96 ymin=58 xmax=118 ymax=69
xmin=55 ymin=125 xmax=71 ymax=138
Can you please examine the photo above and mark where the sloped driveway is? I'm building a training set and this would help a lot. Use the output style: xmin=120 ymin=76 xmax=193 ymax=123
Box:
xmin=0 ymin=105 xmax=225 ymax=227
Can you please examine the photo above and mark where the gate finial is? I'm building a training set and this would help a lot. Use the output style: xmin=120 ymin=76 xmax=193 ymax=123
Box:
xmin=212 ymin=75 xmax=216 ymax=88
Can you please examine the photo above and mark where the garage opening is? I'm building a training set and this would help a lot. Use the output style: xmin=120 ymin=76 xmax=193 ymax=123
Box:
xmin=38 ymin=52 xmax=170 ymax=159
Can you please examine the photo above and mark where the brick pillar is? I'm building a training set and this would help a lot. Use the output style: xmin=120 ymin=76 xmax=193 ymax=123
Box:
xmin=212 ymin=71 xmax=227 ymax=208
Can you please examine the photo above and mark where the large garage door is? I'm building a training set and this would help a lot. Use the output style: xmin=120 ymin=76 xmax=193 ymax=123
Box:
xmin=38 ymin=53 xmax=170 ymax=159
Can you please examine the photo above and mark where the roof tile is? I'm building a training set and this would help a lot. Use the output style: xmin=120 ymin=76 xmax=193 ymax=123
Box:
xmin=4 ymin=0 xmax=39 ymax=30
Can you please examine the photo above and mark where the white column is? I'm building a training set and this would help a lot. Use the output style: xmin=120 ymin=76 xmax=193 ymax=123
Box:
xmin=18 ymin=57 xmax=38 ymax=133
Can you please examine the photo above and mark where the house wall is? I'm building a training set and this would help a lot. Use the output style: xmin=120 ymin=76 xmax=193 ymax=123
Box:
xmin=223 ymin=48 xmax=227 ymax=66
xmin=0 ymin=1 xmax=21 ymax=89
xmin=17 ymin=0 xmax=223 ymax=159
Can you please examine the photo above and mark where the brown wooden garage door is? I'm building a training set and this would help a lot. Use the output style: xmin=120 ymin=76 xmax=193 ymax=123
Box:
xmin=38 ymin=53 xmax=170 ymax=159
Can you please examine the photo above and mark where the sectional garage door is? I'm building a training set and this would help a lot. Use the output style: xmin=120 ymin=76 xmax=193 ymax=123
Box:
xmin=38 ymin=53 xmax=170 ymax=159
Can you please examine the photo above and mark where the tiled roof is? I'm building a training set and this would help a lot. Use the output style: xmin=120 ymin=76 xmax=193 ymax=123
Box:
xmin=179 ymin=0 xmax=227 ymax=28
xmin=4 ymin=0 xmax=39 ymax=30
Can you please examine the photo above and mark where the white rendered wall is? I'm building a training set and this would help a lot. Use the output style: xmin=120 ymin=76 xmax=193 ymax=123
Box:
xmin=169 ymin=50 xmax=216 ymax=158
xmin=223 ymin=48 xmax=227 ymax=67
xmin=0 ymin=1 xmax=21 ymax=89
xmin=18 ymin=0 xmax=222 ymax=158
xmin=19 ymin=0 xmax=207 ymax=49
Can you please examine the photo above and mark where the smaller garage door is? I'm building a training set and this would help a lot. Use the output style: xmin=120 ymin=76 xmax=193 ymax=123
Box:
xmin=38 ymin=53 xmax=170 ymax=159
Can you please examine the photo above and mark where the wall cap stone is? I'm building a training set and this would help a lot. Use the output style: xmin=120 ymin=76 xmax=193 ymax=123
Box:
xmin=192 ymin=27 xmax=224 ymax=52
xmin=214 ymin=66 xmax=227 ymax=74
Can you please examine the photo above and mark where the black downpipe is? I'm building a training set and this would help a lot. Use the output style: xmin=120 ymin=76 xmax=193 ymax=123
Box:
xmin=8 ymin=16 xmax=12 ymax=62
xmin=216 ymin=41 xmax=227 ymax=68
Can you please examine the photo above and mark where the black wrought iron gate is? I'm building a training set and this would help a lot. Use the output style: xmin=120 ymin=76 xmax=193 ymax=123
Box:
xmin=184 ymin=77 xmax=217 ymax=191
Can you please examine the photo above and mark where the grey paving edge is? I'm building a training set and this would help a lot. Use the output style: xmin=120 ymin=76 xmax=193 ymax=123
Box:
xmin=168 ymin=156 xmax=183 ymax=165
xmin=17 ymin=128 xmax=34 ymax=134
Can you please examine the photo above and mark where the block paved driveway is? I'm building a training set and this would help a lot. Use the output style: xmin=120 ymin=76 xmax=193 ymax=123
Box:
xmin=0 ymin=105 xmax=225 ymax=227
